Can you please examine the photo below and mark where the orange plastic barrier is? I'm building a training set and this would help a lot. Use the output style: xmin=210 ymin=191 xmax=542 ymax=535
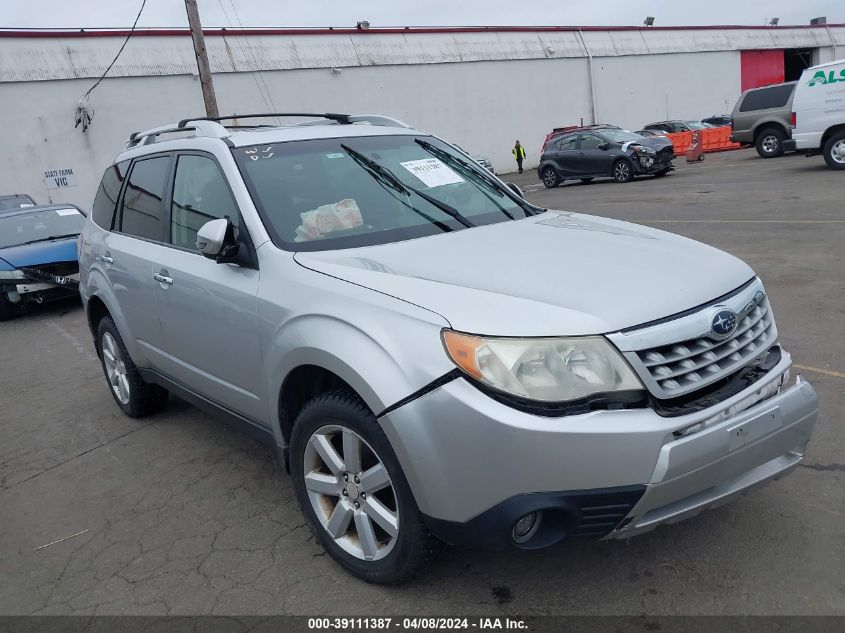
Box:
xmin=700 ymin=125 xmax=741 ymax=152
xmin=663 ymin=126 xmax=740 ymax=156
xmin=665 ymin=131 xmax=692 ymax=156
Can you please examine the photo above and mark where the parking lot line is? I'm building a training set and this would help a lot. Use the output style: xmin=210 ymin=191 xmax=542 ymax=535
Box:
xmin=794 ymin=364 xmax=845 ymax=379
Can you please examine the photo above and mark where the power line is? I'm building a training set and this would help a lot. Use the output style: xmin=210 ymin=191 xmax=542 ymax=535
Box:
xmin=227 ymin=0 xmax=280 ymax=117
xmin=80 ymin=0 xmax=148 ymax=102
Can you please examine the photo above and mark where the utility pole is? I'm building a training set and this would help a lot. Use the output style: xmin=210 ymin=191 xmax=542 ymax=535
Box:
xmin=184 ymin=0 xmax=219 ymax=118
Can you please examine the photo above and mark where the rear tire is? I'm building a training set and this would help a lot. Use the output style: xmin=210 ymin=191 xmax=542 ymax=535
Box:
xmin=541 ymin=167 xmax=560 ymax=188
xmin=290 ymin=392 xmax=440 ymax=584
xmin=822 ymin=132 xmax=845 ymax=170
xmin=755 ymin=127 xmax=785 ymax=158
xmin=96 ymin=316 xmax=168 ymax=417
xmin=612 ymin=159 xmax=634 ymax=183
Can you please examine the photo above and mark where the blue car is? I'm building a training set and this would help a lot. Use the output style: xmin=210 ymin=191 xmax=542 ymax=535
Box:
xmin=0 ymin=204 xmax=86 ymax=320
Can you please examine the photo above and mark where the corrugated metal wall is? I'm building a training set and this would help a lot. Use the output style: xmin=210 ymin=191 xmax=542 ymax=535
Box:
xmin=0 ymin=26 xmax=842 ymax=209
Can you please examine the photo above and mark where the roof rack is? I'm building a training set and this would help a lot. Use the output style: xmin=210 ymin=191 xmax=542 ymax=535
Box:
xmin=124 ymin=120 xmax=229 ymax=150
xmin=124 ymin=112 xmax=412 ymax=151
xmin=177 ymin=112 xmax=411 ymax=129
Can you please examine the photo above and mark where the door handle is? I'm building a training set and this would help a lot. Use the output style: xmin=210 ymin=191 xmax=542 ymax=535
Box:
xmin=99 ymin=255 xmax=114 ymax=264
xmin=153 ymin=273 xmax=174 ymax=285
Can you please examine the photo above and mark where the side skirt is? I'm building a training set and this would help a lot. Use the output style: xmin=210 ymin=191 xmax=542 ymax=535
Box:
xmin=137 ymin=367 xmax=276 ymax=449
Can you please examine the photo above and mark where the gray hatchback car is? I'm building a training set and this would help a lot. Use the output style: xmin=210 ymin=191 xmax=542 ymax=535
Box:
xmin=80 ymin=113 xmax=818 ymax=583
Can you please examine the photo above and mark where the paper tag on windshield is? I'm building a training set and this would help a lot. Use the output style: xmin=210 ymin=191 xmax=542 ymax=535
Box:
xmin=55 ymin=208 xmax=80 ymax=216
xmin=400 ymin=158 xmax=463 ymax=188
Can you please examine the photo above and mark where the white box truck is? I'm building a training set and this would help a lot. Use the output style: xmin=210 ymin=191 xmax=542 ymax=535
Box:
xmin=783 ymin=58 xmax=845 ymax=169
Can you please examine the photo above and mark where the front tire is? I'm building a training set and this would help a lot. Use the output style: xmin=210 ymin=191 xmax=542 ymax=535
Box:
xmin=0 ymin=290 xmax=17 ymax=321
xmin=541 ymin=167 xmax=560 ymax=188
xmin=755 ymin=127 xmax=785 ymax=158
xmin=96 ymin=316 xmax=168 ymax=417
xmin=823 ymin=132 xmax=845 ymax=170
xmin=612 ymin=159 xmax=634 ymax=183
xmin=290 ymin=392 xmax=440 ymax=584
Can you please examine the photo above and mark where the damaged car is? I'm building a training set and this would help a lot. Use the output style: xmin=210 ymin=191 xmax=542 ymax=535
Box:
xmin=0 ymin=204 xmax=85 ymax=320
xmin=538 ymin=127 xmax=674 ymax=187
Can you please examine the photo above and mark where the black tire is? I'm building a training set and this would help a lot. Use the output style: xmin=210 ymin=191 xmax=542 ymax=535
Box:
xmin=0 ymin=290 xmax=17 ymax=322
xmin=96 ymin=316 xmax=168 ymax=417
xmin=611 ymin=159 xmax=634 ymax=183
xmin=541 ymin=167 xmax=560 ymax=188
xmin=653 ymin=168 xmax=671 ymax=178
xmin=822 ymin=132 xmax=845 ymax=170
xmin=580 ymin=178 xmax=593 ymax=183
xmin=290 ymin=392 xmax=440 ymax=584
xmin=755 ymin=127 xmax=785 ymax=158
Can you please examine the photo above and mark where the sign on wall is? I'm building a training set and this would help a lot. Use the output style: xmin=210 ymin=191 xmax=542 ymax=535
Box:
xmin=43 ymin=168 xmax=77 ymax=189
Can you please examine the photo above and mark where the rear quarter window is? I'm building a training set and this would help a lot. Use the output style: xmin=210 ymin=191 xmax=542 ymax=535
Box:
xmin=739 ymin=84 xmax=795 ymax=112
xmin=91 ymin=161 xmax=129 ymax=230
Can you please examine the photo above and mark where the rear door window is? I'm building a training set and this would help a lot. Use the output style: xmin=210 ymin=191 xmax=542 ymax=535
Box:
xmin=739 ymin=84 xmax=795 ymax=112
xmin=119 ymin=156 xmax=171 ymax=241
xmin=170 ymin=154 xmax=240 ymax=251
xmin=91 ymin=161 xmax=129 ymax=230
xmin=556 ymin=135 xmax=578 ymax=151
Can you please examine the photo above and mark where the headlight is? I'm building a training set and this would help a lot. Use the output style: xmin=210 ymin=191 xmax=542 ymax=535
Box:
xmin=442 ymin=331 xmax=643 ymax=403
xmin=0 ymin=270 xmax=24 ymax=280
xmin=632 ymin=146 xmax=656 ymax=155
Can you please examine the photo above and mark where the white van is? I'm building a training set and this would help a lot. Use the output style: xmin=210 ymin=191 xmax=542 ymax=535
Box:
xmin=784 ymin=58 xmax=845 ymax=169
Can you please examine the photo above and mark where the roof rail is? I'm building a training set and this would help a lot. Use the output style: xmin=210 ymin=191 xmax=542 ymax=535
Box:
xmin=177 ymin=112 xmax=411 ymax=129
xmin=124 ymin=120 xmax=229 ymax=150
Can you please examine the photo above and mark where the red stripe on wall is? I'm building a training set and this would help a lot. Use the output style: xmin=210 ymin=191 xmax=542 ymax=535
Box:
xmin=740 ymin=50 xmax=785 ymax=91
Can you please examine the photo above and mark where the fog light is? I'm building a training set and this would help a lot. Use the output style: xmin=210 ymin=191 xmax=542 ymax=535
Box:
xmin=512 ymin=511 xmax=541 ymax=544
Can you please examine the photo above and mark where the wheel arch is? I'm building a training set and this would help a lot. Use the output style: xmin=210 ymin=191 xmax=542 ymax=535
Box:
xmin=752 ymin=120 xmax=788 ymax=141
xmin=821 ymin=124 xmax=845 ymax=147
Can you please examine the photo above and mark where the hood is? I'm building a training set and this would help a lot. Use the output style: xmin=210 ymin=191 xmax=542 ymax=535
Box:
xmin=294 ymin=213 xmax=754 ymax=336
xmin=0 ymin=237 xmax=78 ymax=269
xmin=630 ymin=136 xmax=673 ymax=151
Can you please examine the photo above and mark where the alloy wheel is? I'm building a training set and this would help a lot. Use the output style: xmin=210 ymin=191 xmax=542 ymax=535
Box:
xmin=830 ymin=139 xmax=845 ymax=164
xmin=542 ymin=169 xmax=558 ymax=187
xmin=614 ymin=161 xmax=631 ymax=181
xmin=101 ymin=332 xmax=130 ymax=405
xmin=303 ymin=425 xmax=399 ymax=561
xmin=762 ymin=135 xmax=779 ymax=154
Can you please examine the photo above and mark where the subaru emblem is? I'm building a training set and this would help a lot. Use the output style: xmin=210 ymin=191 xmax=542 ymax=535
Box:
xmin=710 ymin=308 xmax=738 ymax=339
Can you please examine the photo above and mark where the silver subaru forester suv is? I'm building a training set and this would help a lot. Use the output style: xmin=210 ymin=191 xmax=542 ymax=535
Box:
xmin=79 ymin=113 xmax=818 ymax=583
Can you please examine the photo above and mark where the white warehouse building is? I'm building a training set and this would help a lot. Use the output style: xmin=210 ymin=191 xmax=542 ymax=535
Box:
xmin=0 ymin=24 xmax=843 ymax=209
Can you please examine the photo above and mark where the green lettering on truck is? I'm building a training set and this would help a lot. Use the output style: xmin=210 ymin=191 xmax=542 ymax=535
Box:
xmin=808 ymin=69 xmax=845 ymax=86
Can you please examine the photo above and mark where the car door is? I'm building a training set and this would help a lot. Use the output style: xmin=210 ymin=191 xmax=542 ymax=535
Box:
xmin=578 ymin=133 xmax=613 ymax=175
xmin=551 ymin=134 xmax=580 ymax=177
xmin=103 ymin=154 xmax=172 ymax=367
xmin=152 ymin=152 xmax=266 ymax=424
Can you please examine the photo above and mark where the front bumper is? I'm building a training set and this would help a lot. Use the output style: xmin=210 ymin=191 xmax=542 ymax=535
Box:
xmin=379 ymin=352 xmax=816 ymax=548
xmin=633 ymin=154 xmax=674 ymax=175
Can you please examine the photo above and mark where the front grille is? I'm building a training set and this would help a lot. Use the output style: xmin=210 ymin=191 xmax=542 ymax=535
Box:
xmin=633 ymin=296 xmax=777 ymax=399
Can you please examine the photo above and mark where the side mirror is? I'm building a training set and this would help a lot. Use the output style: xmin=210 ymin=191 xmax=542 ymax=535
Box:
xmin=506 ymin=182 xmax=524 ymax=198
xmin=196 ymin=218 xmax=239 ymax=262
xmin=598 ymin=143 xmax=611 ymax=151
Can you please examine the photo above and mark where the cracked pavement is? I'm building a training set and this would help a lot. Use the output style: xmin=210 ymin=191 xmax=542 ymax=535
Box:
xmin=1 ymin=149 xmax=843 ymax=615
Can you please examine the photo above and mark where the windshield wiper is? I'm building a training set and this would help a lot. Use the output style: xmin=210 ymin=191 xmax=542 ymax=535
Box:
xmin=340 ymin=144 xmax=474 ymax=229
xmin=22 ymin=233 xmax=79 ymax=246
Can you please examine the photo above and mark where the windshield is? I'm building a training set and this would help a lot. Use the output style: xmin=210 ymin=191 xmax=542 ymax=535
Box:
xmin=685 ymin=121 xmax=711 ymax=130
xmin=0 ymin=195 xmax=36 ymax=212
xmin=234 ymin=135 xmax=534 ymax=251
xmin=0 ymin=207 xmax=85 ymax=249
xmin=601 ymin=129 xmax=645 ymax=143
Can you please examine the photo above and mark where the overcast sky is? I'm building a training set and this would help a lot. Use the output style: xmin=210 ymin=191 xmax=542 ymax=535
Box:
xmin=3 ymin=0 xmax=842 ymax=29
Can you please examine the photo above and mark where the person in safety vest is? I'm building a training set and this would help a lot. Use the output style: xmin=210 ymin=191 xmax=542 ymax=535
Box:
xmin=512 ymin=140 xmax=526 ymax=174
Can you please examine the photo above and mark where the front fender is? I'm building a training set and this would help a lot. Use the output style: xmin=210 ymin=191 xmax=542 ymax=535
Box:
xmin=264 ymin=312 xmax=454 ymax=444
